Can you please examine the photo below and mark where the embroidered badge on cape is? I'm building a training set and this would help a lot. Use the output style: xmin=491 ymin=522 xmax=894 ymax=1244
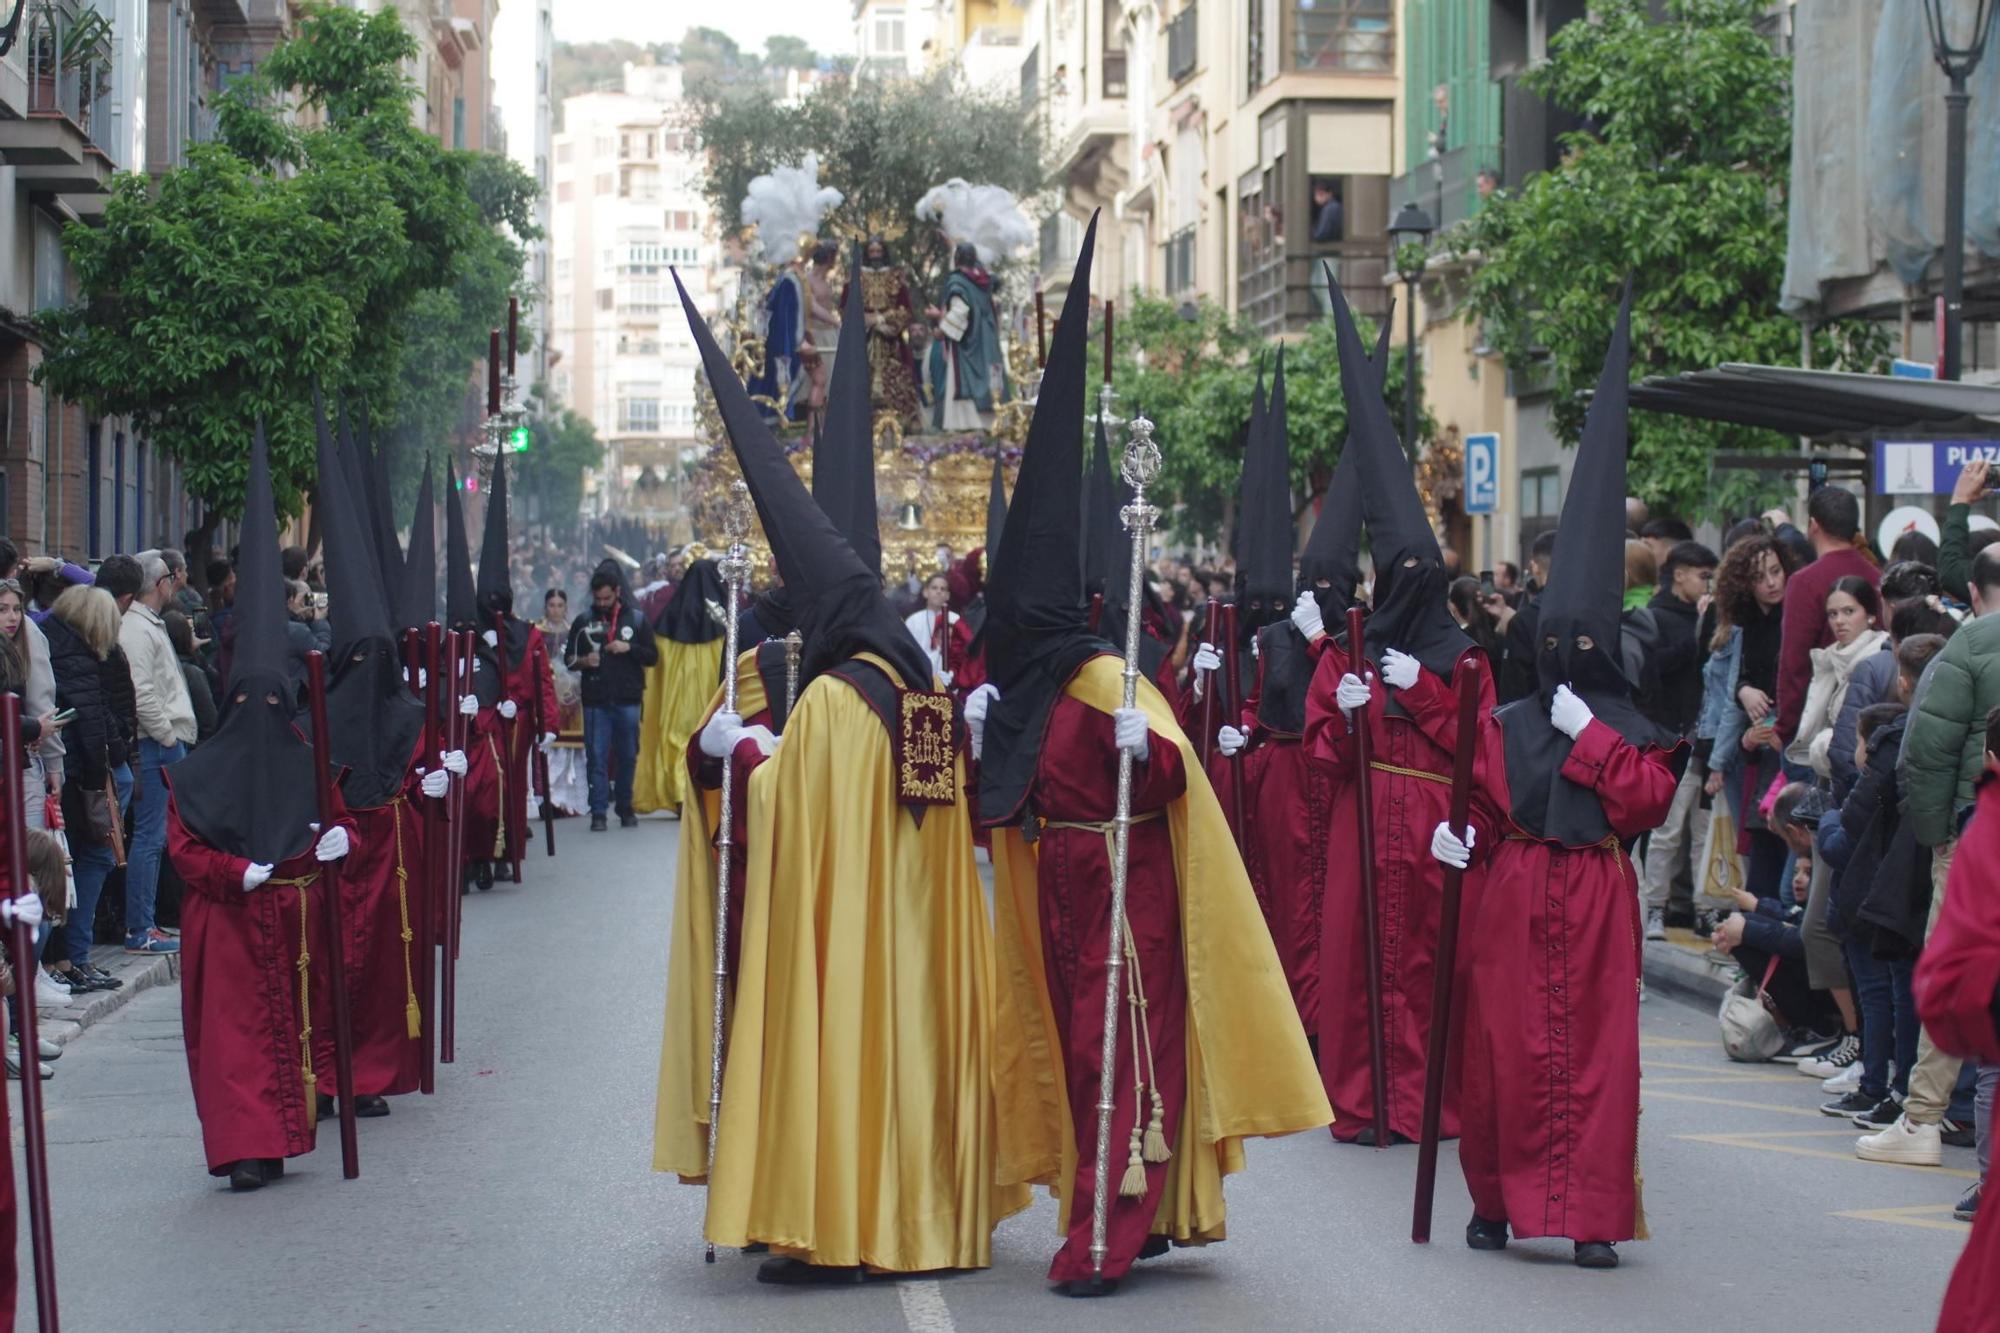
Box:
xmin=896 ymin=689 xmax=957 ymax=806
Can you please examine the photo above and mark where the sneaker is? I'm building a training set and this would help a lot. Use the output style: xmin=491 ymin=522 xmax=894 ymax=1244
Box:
xmin=1954 ymin=1183 xmax=1980 ymax=1222
xmin=589 ymin=814 xmax=608 ymax=832
xmin=1820 ymin=1087 xmax=1880 ymax=1119
xmin=1856 ymin=1114 xmax=1942 ymax=1166
xmin=1773 ymin=1030 xmax=1841 ymax=1064
xmin=619 ymin=812 xmax=639 ymax=829
xmin=1798 ymin=1032 xmax=1861 ymax=1079
xmin=1821 ymin=1062 xmax=1863 ymax=1094
xmin=1693 ymin=910 xmax=1716 ymax=940
xmin=1940 ymin=1118 xmax=1976 ymax=1150
xmin=33 ymin=970 xmax=72 ymax=1009
xmin=124 ymin=931 xmax=179 ymax=956
xmin=4 ymin=1040 xmax=52 ymax=1081
xmin=153 ymin=925 xmax=180 ymax=938
xmin=1852 ymin=1094 xmax=1905 ymax=1131
xmin=1644 ymin=909 xmax=1667 ymax=941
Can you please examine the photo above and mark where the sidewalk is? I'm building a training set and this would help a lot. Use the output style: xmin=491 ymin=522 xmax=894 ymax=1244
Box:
xmin=33 ymin=946 xmax=180 ymax=1052
xmin=1643 ymin=925 xmax=1736 ymax=1008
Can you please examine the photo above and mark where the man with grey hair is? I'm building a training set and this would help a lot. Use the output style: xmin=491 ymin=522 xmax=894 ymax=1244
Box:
xmin=119 ymin=548 xmax=197 ymax=955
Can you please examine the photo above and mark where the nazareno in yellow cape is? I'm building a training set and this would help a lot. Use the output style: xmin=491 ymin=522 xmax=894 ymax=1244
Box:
xmin=652 ymin=648 xmax=768 ymax=1181
xmin=990 ymin=652 xmax=1332 ymax=1242
xmin=634 ymin=636 xmax=726 ymax=814
xmin=702 ymin=653 xmax=1029 ymax=1271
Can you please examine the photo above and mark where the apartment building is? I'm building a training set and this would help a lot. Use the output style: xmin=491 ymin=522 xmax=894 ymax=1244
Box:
xmin=493 ymin=0 xmax=553 ymax=399
xmin=549 ymin=62 xmax=720 ymax=530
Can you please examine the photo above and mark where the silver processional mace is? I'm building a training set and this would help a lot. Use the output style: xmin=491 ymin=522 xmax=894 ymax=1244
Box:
xmin=1089 ymin=410 xmax=1162 ymax=1277
xmin=703 ymin=479 xmax=752 ymax=1262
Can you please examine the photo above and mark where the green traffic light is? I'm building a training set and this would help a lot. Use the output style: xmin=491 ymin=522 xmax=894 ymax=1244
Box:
xmin=508 ymin=425 xmax=531 ymax=453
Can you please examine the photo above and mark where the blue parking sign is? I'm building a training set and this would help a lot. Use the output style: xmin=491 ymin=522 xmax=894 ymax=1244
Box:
xmin=1465 ymin=433 xmax=1499 ymax=514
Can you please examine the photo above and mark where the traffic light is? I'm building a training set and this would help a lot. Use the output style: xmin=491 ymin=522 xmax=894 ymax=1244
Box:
xmin=507 ymin=424 xmax=531 ymax=453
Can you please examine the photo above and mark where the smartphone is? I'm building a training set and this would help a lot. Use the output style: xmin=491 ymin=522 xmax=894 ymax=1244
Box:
xmin=49 ymin=708 xmax=75 ymax=726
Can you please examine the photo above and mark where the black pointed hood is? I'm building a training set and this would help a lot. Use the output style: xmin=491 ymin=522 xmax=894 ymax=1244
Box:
xmin=361 ymin=406 xmax=402 ymax=593
xmin=398 ymin=458 xmax=437 ymax=630
xmin=1495 ymin=285 xmax=1679 ymax=845
xmin=1328 ymin=273 xmax=1467 ymax=678
xmin=811 ymin=245 xmax=882 ymax=576
xmin=1083 ymin=412 xmax=1121 ymax=598
xmin=985 ymin=453 xmax=1008 ymax=554
xmin=678 ymin=268 xmax=931 ymax=697
xmin=978 ymin=213 xmax=1114 ymax=827
xmin=1240 ymin=346 xmax=1293 ymax=607
xmin=477 ymin=450 xmax=529 ymax=666
xmin=164 ymin=421 xmax=320 ymax=863
xmin=315 ymin=391 xmax=391 ymax=660
xmin=1297 ymin=292 xmax=1393 ymax=603
xmin=445 ymin=461 xmax=476 ymax=630
xmin=335 ymin=398 xmax=388 ymax=609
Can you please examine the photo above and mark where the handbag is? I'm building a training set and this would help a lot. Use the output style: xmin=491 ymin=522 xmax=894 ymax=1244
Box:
xmin=1700 ymin=805 xmax=1744 ymax=904
xmin=1718 ymin=956 xmax=1785 ymax=1062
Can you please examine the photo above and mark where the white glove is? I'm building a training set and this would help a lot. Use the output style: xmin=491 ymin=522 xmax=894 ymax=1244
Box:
xmin=241 ymin=863 xmax=274 ymax=892
xmin=483 ymin=629 xmax=498 ymax=648
xmin=1192 ymin=643 xmax=1222 ymax=674
xmin=1430 ymin=821 xmax=1475 ymax=870
xmin=497 ymin=699 xmax=518 ymax=720
xmin=418 ymin=667 xmax=428 ymax=690
xmin=1218 ymin=725 xmax=1246 ymax=757
xmin=1380 ymin=649 xmax=1420 ymax=691
xmin=539 ymin=732 xmax=557 ymax=749
xmin=314 ymin=825 xmax=351 ymax=863
xmin=699 ymin=710 xmax=742 ymax=759
xmin=1290 ymin=591 xmax=1325 ymax=640
xmin=420 ymin=768 xmax=450 ymax=799
xmin=0 ymin=892 xmax=44 ymax=928
xmin=728 ymin=724 xmax=778 ymax=758
xmin=1113 ymin=707 xmax=1150 ymax=761
xmin=441 ymin=749 xmax=468 ymax=777
xmin=1336 ymin=671 xmax=1372 ymax=719
xmin=1551 ymin=684 xmax=1593 ymax=739
xmin=459 ymin=694 xmax=480 ymax=717
xmin=963 ymin=683 xmax=999 ymax=761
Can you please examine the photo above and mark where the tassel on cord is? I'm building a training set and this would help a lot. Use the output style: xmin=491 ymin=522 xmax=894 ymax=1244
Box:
xmin=1632 ymin=1110 xmax=1650 ymax=1241
xmin=297 ymin=885 xmax=319 ymax=1132
xmin=1127 ymin=917 xmax=1172 ymax=1165
xmin=1118 ymin=914 xmax=1150 ymax=1199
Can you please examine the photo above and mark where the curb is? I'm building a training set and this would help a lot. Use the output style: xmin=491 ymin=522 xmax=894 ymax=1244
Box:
xmin=1643 ymin=934 xmax=1735 ymax=1010
xmin=33 ymin=946 xmax=180 ymax=1052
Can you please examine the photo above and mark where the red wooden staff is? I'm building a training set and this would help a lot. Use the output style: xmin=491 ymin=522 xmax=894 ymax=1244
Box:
xmin=533 ymin=685 xmax=555 ymax=858
xmin=417 ymin=624 xmax=442 ymax=1095
xmin=495 ymin=613 xmax=524 ymax=886
xmin=1086 ymin=591 xmax=1104 ymax=636
xmin=303 ymin=652 xmax=362 ymax=1179
xmin=1412 ymin=650 xmax=1484 ymax=1241
xmin=2 ymin=696 xmax=59 ymax=1327
xmin=1034 ymin=285 xmax=1047 ymax=367
xmin=439 ymin=631 xmax=466 ymax=1064
xmin=1198 ymin=597 xmax=1221 ymax=766
xmin=1346 ymin=605 xmax=1391 ymax=1150
xmin=1219 ymin=603 xmax=1248 ymax=851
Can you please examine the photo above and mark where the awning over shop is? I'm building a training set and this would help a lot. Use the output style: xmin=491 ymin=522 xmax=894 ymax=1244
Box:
xmin=1629 ymin=364 xmax=2000 ymax=441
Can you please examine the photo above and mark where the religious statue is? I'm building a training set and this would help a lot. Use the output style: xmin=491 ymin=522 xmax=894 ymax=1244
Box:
xmin=746 ymin=240 xmax=810 ymax=424
xmin=844 ymin=236 xmax=924 ymax=437
xmin=926 ymin=241 xmax=1009 ymax=432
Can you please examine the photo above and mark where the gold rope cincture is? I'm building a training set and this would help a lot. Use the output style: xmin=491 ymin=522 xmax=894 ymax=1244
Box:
xmin=487 ymin=733 xmax=507 ymax=860
xmin=274 ymin=871 xmax=324 ymax=1131
xmin=1369 ymin=760 xmax=1451 ymax=785
xmin=391 ymin=797 xmax=420 ymax=1040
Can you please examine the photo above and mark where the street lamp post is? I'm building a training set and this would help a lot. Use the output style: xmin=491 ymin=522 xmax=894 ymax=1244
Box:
xmin=1387 ymin=202 xmax=1434 ymax=456
xmin=1923 ymin=0 xmax=1996 ymax=381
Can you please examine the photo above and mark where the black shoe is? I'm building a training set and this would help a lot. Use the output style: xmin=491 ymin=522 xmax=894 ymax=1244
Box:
xmin=1820 ymin=1088 xmax=1881 ymax=1119
xmin=493 ymin=862 xmax=514 ymax=883
xmin=590 ymin=815 xmax=608 ymax=833
xmin=741 ymin=1242 xmax=770 ymax=1255
xmin=76 ymin=965 xmax=123 ymax=992
xmin=1574 ymin=1242 xmax=1618 ymax=1269
xmin=1852 ymin=1094 xmax=1904 ymax=1130
xmin=1137 ymin=1235 xmax=1170 ymax=1261
xmin=1466 ymin=1216 xmax=1509 ymax=1251
xmin=1353 ymin=1126 xmax=1413 ymax=1147
xmin=1941 ymin=1117 xmax=1977 ymax=1149
xmin=1773 ymin=1030 xmax=1841 ymax=1064
xmin=1056 ymin=1277 xmax=1120 ymax=1298
xmin=354 ymin=1095 xmax=390 ymax=1118
xmin=317 ymin=1092 xmax=335 ymax=1119
xmin=619 ymin=812 xmax=639 ymax=829
xmin=755 ymin=1257 xmax=869 ymax=1286
xmin=474 ymin=862 xmax=494 ymax=892
xmin=228 ymin=1159 xmax=269 ymax=1192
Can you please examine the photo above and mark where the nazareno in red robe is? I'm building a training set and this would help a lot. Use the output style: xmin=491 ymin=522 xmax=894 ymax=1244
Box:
xmin=1028 ymin=688 xmax=1189 ymax=1283
xmin=1222 ymin=633 xmax=1333 ymax=1037
xmin=458 ymin=706 xmax=503 ymax=873
xmin=1399 ymin=669 xmax=1678 ymax=1243
xmin=168 ymin=792 xmax=357 ymax=1174
xmin=496 ymin=626 xmax=559 ymax=872
xmin=0 ymin=818 xmax=16 ymax=1325
xmin=1304 ymin=640 xmax=1493 ymax=1143
xmin=1913 ymin=778 xmax=2000 ymax=1331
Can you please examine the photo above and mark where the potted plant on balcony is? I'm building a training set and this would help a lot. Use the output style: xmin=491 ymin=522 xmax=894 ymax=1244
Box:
xmin=58 ymin=6 xmax=113 ymax=135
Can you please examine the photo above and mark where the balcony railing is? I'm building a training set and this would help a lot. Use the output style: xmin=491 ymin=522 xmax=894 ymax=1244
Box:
xmin=24 ymin=5 xmax=108 ymax=135
xmin=1102 ymin=49 xmax=1127 ymax=99
xmin=1164 ymin=224 xmax=1197 ymax=297
xmin=1239 ymin=236 xmax=1389 ymax=337
xmin=1167 ymin=3 xmax=1199 ymax=84
xmin=1287 ymin=0 xmax=1394 ymax=76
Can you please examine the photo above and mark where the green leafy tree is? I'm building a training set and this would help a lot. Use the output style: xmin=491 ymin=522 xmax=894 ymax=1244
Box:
xmin=515 ymin=404 xmax=604 ymax=529
xmin=762 ymin=35 xmax=817 ymax=70
xmin=1456 ymin=0 xmax=1885 ymax=521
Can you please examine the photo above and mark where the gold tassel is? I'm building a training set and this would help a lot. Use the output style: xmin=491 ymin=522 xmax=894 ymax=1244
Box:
xmin=1143 ymin=1087 xmax=1172 ymax=1164
xmin=1632 ymin=1137 xmax=1650 ymax=1241
xmin=303 ymin=1070 xmax=318 ymax=1131
xmin=1119 ymin=1124 xmax=1148 ymax=1199
xmin=406 ymin=996 xmax=423 ymax=1041
xmin=393 ymin=799 xmax=421 ymax=1040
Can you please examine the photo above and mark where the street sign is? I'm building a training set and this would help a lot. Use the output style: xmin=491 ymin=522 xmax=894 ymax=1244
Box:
xmin=1875 ymin=439 xmax=2000 ymax=495
xmin=1891 ymin=358 xmax=1938 ymax=380
xmin=1464 ymin=433 xmax=1499 ymax=514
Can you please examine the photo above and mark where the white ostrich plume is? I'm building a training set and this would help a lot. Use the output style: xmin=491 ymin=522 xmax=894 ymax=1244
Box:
xmin=741 ymin=153 xmax=844 ymax=261
xmin=914 ymin=179 xmax=1035 ymax=267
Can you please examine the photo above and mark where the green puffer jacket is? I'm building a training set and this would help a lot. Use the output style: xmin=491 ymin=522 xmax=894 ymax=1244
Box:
xmin=1904 ymin=610 xmax=2000 ymax=846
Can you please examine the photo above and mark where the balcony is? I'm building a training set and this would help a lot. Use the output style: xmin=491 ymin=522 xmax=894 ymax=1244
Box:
xmin=1239 ymin=234 xmax=1389 ymax=337
xmin=0 ymin=5 xmax=113 ymax=199
xmin=1292 ymin=1 xmax=1394 ymax=74
xmin=1164 ymin=224 xmax=1197 ymax=297
xmin=1102 ymin=49 xmax=1127 ymax=99
xmin=1167 ymin=3 xmax=1198 ymax=84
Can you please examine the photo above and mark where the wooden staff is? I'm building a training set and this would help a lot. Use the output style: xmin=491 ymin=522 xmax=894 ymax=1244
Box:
xmin=703 ymin=481 xmax=752 ymax=1263
xmin=303 ymin=652 xmax=361 ymax=1179
xmin=2 ymin=696 xmax=59 ymax=1327
xmin=1035 ymin=287 xmax=1047 ymax=367
xmin=1219 ymin=603 xmax=1248 ymax=851
xmin=1087 ymin=591 xmax=1105 ymax=636
xmin=495 ymin=614 xmax=524 ymax=886
xmin=439 ymin=631 xmax=465 ymax=1064
xmin=1088 ymin=414 xmax=1163 ymax=1281
xmin=418 ymin=624 xmax=441 ymax=1096
xmin=1346 ymin=606 xmax=1390 ymax=1150
xmin=1198 ymin=597 xmax=1220 ymax=766
xmin=1412 ymin=652 xmax=1484 ymax=1241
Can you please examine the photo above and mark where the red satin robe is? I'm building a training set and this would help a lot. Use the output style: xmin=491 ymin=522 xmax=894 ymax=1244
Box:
xmin=1030 ymin=685 xmax=1189 ymax=1283
xmin=1914 ymin=780 xmax=2000 ymax=1331
xmin=0 ymin=823 xmax=14 ymax=1326
xmin=1399 ymin=670 xmax=1678 ymax=1242
xmin=459 ymin=707 xmax=503 ymax=872
xmin=168 ymin=794 xmax=356 ymax=1174
xmin=496 ymin=627 xmax=559 ymax=872
xmin=1304 ymin=642 xmax=1493 ymax=1142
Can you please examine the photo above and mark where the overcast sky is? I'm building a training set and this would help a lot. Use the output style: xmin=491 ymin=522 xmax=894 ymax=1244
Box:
xmin=550 ymin=0 xmax=858 ymax=58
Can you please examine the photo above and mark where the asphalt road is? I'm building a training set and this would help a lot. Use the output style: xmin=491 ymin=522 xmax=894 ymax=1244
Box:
xmin=19 ymin=815 xmax=1978 ymax=1331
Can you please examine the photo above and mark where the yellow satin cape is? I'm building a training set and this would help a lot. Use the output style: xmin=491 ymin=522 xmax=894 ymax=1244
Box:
xmin=704 ymin=653 xmax=1027 ymax=1270
xmin=634 ymin=637 xmax=726 ymax=813
xmin=990 ymin=654 xmax=1332 ymax=1241
xmin=653 ymin=649 xmax=769 ymax=1180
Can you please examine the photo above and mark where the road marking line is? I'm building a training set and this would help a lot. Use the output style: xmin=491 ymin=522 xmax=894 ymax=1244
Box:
xmin=1646 ymin=1090 xmax=1828 ymax=1118
xmin=1643 ymin=1058 xmax=1803 ymax=1078
xmin=1645 ymin=1073 xmax=1801 ymax=1086
xmin=1638 ymin=1037 xmax=1710 ymax=1049
xmin=1833 ymin=1204 xmax=1972 ymax=1234
xmin=1676 ymin=1132 xmax=1981 ymax=1180
xmin=899 ymin=1279 xmax=955 ymax=1333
